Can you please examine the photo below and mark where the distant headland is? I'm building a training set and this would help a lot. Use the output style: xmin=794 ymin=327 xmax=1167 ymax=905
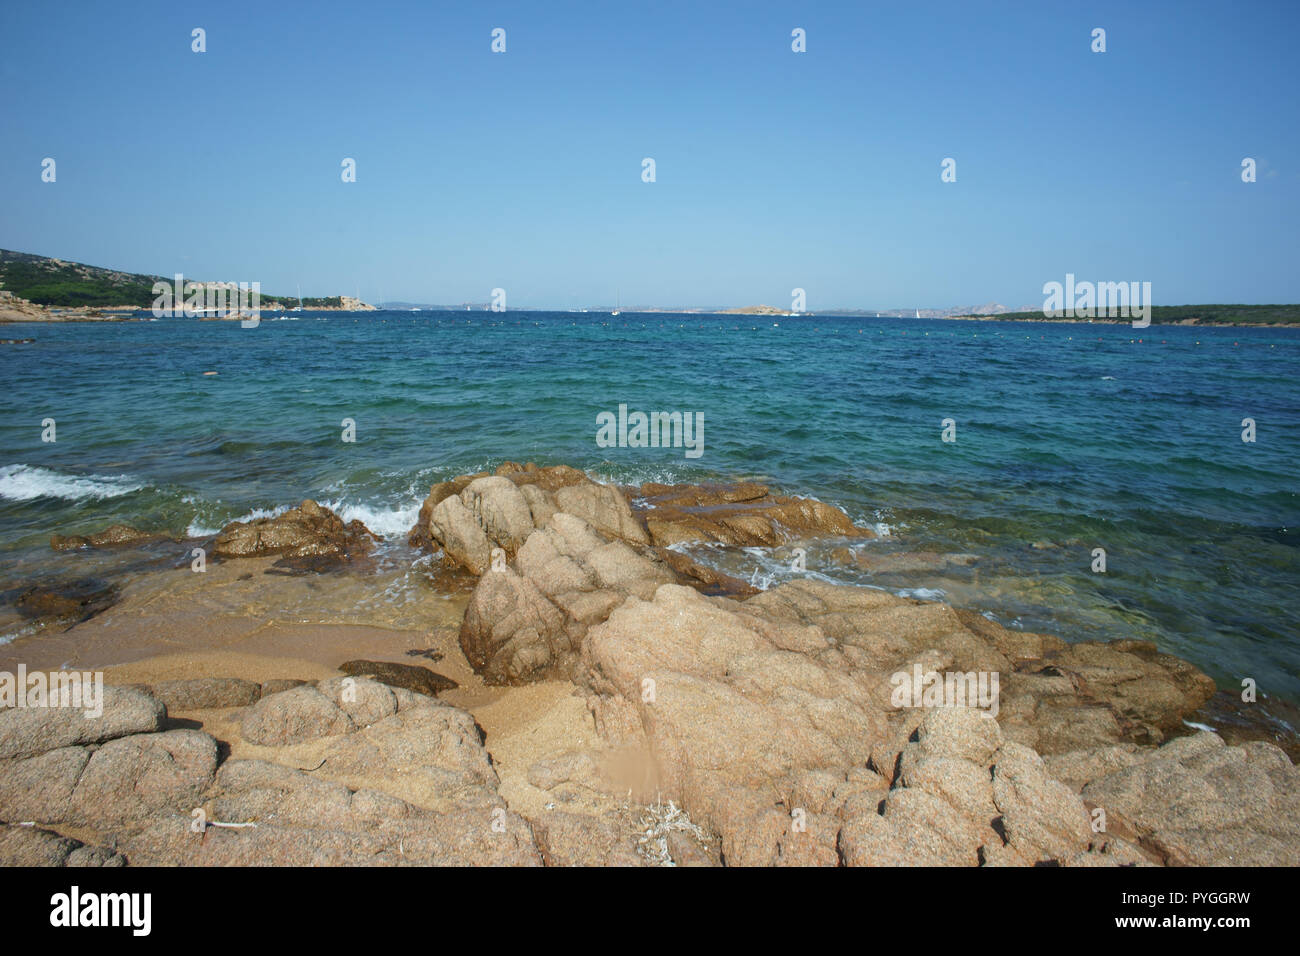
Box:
xmin=3 ymin=249 xmax=1297 ymax=326
xmin=0 ymin=250 xmax=375 ymax=320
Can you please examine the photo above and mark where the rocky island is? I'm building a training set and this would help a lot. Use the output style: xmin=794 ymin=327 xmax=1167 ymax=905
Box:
xmin=718 ymin=304 xmax=793 ymax=315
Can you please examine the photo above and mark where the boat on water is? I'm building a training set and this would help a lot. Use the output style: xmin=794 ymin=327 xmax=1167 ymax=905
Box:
xmin=611 ymin=289 xmax=621 ymax=316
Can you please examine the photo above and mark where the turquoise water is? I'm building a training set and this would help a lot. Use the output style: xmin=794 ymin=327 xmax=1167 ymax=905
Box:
xmin=1 ymin=311 xmax=1297 ymax=705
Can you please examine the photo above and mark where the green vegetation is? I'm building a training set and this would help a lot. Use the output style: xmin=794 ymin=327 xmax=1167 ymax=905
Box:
xmin=285 ymin=296 xmax=342 ymax=309
xmin=0 ymin=250 xmax=343 ymax=310
xmin=0 ymin=250 xmax=161 ymax=307
xmin=958 ymin=304 xmax=1300 ymax=326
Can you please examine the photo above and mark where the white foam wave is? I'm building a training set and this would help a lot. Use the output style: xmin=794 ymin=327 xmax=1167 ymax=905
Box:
xmin=322 ymin=498 xmax=421 ymax=539
xmin=587 ymin=465 xmax=705 ymax=488
xmin=186 ymin=504 xmax=289 ymax=538
xmin=896 ymin=586 xmax=947 ymax=601
xmin=184 ymin=498 xmax=419 ymax=541
xmin=0 ymin=464 xmax=144 ymax=502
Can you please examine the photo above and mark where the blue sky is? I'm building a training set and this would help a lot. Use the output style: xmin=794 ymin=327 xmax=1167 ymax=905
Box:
xmin=2 ymin=0 xmax=1297 ymax=309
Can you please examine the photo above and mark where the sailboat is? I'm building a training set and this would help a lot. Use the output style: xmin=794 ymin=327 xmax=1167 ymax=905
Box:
xmin=915 ymin=308 xmax=920 ymax=319
xmin=290 ymin=284 xmax=303 ymax=312
xmin=611 ymin=290 xmax=621 ymax=316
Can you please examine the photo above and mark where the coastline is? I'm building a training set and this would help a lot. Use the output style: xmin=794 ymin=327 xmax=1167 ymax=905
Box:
xmin=4 ymin=299 xmax=1299 ymax=328
xmin=941 ymin=315 xmax=1300 ymax=328
xmin=3 ymin=462 xmax=1297 ymax=866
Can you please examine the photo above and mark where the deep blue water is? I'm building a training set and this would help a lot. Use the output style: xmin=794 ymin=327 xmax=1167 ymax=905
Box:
xmin=1 ymin=311 xmax=1297 ymax=704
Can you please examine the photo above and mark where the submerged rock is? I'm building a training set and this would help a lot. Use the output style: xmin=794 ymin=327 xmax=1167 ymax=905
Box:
xmin=51 ymin=524 xmax=169 ymax=551
xmin=653 ymin=546 xmax=759 ymax=598
xmin=213 ymin=500 xmax=377 ymax=567
xmin=13 ymin=577 xmax=119 ymax=625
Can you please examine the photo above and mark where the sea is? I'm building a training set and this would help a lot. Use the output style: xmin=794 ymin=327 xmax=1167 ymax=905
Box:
xmin=1 ymin=310 xmax=1297 ymax=712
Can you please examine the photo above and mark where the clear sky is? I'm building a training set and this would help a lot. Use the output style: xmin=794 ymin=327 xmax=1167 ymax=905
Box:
xmin=2 ymin=0 xmax=1297 ymax=310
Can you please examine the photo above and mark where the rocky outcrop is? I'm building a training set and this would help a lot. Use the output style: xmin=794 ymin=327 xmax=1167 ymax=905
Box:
xmin=446 ymin=465 xmax=865 ymax=684
xmin=0 ymin=289 xmax=51 ymax=322
xmin=553 ymin=481 xmax=649 ymax=544
xmin=416 ymin=467 xmax=634 ymax=570
xmin=0 ymin=685 xmax=164 ymax=759
xmin=2 ymin=585 xmax=1288 ymax=867
xmin=0 ymin=728 xmax=219 ymax=829
xmin=1077 ymin=732 xmax=1300 ymax=865
xmin=0 ymin=825 xmax=125 ymax=866
xmin=437 ymin=464 xmax=1249 ymax=866
xmin=569 ymin=578 xmax=1235 ymax=865
xmin=410 ymin=463 xmax=871 ymax=566
xmin=428 ymin=493 xmax=493 ymax=574
xmin=239 ymin=683 xmax=359 ymax=746
xmin=8 ymin=459 xmax=1288 ymax=868
xmin=0 ymin=677 xmax=547 ymax=866
xmin=149 ymin=678 xmax=262 ymax=711
xmin=122 ymin=745 xmax=539 ymax=866
xmin=127 ymin=678 xmax=313 ymax=712
xmin=530 ymin=811 xmax=643 ymax=866
xmin=407 ymin=475 xmax=478 ymax=549
xmin=633 ymin=480 xmax=872 ymax=548
xmin=460 ymin=513 xmax=676 ymax=684
xmin=213 ymin=500 xmax=377 ymax=568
